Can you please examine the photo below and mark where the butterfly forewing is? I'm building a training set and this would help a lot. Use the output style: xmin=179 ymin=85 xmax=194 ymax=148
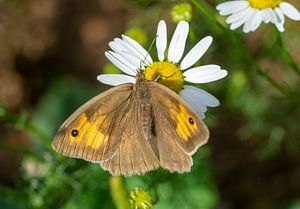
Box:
xmin=52 ymin=83 xmax=133 ymax=162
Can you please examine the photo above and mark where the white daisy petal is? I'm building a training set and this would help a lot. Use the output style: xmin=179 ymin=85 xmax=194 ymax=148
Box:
xmin=198 ymin=111 xmax=205 ymax=119
xmin=179 ymin=87 xmax=207 ymax=119
xmin=156 ymin=20 xmax=167 ymax=61
xmin=230 ymin=20 xmax=245 ymax=30
xmin=180 ymin=36 xmax=213 ymax=70
xmin=109 ymin=40 xmax=123 ymax=52
xmin=229 ymin=7 xmax=252 ymax=30
xmin=109 ymin=41 xmax=145 ymax=69
xmin=97 ymin=74 xmax=135 ymax=86
xmin=243 ymin=9 xmax=258 ymax=33
xmin=105 ymin=51 xmax=137 ymax=76
xmin=182 ymin=85 xmax=220 ymax=107
xmin=275 ymin=22 xmax=285 ymax=32
xmin=121 ymin=35 xmax=153 ymax=64
xmin=274 ymin=8 xmax=285 ymax=32
xmin=110 ymin=39 xmax=136 ymax=57
xmin=280 ymin=2 xmax=300 ymax=21
xmin=216 ymin=1 xmax=250 ymax=16
xmin=269 ymin=8 xmax=278 ymax=23
xmin=226 ymin=7 xmax=250 ymax=24
xmin=274 ymin=7 xmax=285 ymax=25
xmin=184 ymin=65 xmax=228 ymax=83
xmin=119 ymin=51 xmax=146 ymax=70
xmin=113 ymin=38 xmax=148 ymax=66
xmin=262 ymin=9 xmax=273 ymax=23
xmin=216 ymin=1 xmax=248 ymax=10
xmin=168 ymin=20 xmax=189 ymax=63
xmin=251 ymin=10 xmax=263 ymax=32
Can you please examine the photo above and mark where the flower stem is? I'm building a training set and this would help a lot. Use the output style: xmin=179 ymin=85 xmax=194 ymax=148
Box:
xmin=188 ymin=26 xmax=197 ymax=44
xmin=190 ymin=0 xmax=300 ymax=104
xmin=275 ymin=29 xmax=300 ymax=77
xmin=109 ymin=176 xmax=130 ymax=209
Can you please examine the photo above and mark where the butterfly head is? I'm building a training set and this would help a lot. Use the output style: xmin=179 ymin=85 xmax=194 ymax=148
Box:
xmin=135 ymin=71 xmax=147 ymax=83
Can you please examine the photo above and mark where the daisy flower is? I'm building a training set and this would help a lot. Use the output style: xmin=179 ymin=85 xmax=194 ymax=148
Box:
xmin=216 ymin=0 xmax=300 ymax=33
xmin=97 ymin=20 xmax=228 ymax=118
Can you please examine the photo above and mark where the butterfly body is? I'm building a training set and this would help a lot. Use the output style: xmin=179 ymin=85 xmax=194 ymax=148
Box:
xmin=52 ymin=72 xmax=209 ymax=176
xmin=134 ymin=73 xmax=154 ymax=140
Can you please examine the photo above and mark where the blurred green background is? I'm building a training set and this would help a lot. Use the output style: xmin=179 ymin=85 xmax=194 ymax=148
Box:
xmin=0 ymin=0 xmax=300 ymax=209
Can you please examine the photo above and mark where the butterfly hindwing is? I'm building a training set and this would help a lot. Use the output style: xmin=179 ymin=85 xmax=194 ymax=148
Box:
xmin=148 ymin=81 xmax=209 ymax=155
xmin=153 ymin=106 xmax=193 ymax=172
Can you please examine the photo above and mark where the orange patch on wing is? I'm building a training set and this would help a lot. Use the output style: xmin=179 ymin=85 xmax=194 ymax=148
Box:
xmin=85 ymin=115 xmax=105 ymax=147
xmin=69 ymin=113 xmax=109 ymax=150
xmin=69 ymin=114 xmax=88 ymax=142
xmin=87 ymin=114 xmax=110 ymax=150
xmin=170 ymin=104 xmax=198 ymax=141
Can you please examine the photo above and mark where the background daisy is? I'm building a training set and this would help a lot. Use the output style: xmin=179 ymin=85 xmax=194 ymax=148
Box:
xmin=98 ymin=20 xmax=228 ymax=118
xmin=216 ymin=0 xmax=300 ymax=32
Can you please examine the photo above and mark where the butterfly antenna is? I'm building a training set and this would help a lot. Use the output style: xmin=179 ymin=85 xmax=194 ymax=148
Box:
xmin=139 ymin=36 xmax=158 ymax=71
xmin=107 ymin=51 xmax=138 ymax=75
xmin=161 ymin=70 xmax=178 ymax=79
xmin=154 ymin=71 xmax=176 ymax=82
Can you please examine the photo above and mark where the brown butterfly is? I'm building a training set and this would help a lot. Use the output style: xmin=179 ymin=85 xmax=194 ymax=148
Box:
xmin=52 ymin=71 xmax=209 ymax=176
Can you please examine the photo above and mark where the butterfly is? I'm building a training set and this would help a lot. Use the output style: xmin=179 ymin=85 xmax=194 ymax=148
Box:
xmin=52 ymin=71 xmax=209 ymax=176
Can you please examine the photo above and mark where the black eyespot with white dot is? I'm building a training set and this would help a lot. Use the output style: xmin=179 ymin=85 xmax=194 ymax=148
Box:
xmin=71 ymin=129 xmax=79 ymax=137
xmin=188 ymin=117 xmax=194 ymax=125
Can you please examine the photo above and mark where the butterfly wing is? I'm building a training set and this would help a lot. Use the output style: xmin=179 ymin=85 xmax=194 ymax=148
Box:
xmin=52 ymin=83 xmax=133 ymax=162
xmin=100 ymin=98 xmax=160 ymax=176
xmin=148 ymin=81 xmax=209 ymax=172
xmin=155 ymin=117 xmax=193 ymax=173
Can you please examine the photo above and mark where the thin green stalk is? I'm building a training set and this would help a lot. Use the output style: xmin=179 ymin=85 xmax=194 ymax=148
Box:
xmin=109 ymin=176 xmax=130 ymax=209
xmin=276 ymin=29 xmax=300 ymax=77
xmin=150 ymin=183 xmax=159 ymax=205
xmin=236 ymin=39 xmax=299 ymax=104
xmin=190 ymin=0 xmax=300 ymax=104
xmin=188 ymin=26 xmax=197 ymax=44
xmin=190 ymin=0 xmax=223 ymax=29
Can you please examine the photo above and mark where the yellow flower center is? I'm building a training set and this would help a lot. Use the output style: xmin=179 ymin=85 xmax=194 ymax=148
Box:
xmin=248 ymin=0 xmax=282 ymax=9
xmin=144 ymin=61 xmax=184 ymax=93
